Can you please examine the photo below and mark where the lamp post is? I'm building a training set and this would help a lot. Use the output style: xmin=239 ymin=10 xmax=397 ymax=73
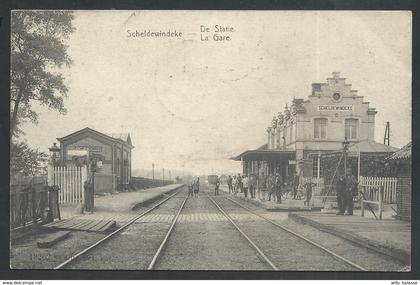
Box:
xmin=342 ymin=138 xmax=350 ymax=175
xmin=48 ymin=142 xmax=60 ymax=168
xmin=48 ymin=142 xmax=61 ymax=220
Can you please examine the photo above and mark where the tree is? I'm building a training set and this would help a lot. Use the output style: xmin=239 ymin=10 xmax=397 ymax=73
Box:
xmin=11 ymin=11 xmax=75 ymax=138
xmin=10 ymin=141 xmax=49 ymax=177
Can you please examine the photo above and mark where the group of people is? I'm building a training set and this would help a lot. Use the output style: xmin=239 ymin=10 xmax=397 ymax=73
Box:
xmin=187 ymin=177 xmax=200 ymax=197
xmin=226 ymin=173 xmax=257 ymax=199
xmin=226 ymin=172 xmax=314 ymax=205
xmin=335 ymin=170 xmax=358 ymax=215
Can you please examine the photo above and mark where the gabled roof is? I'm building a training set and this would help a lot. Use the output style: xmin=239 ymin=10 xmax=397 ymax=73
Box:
xmin=388 ymin=142 xmax=411 ymax=160
xmin=58 ymin=127 xmax=134 ymax=148
xmin=105 ymin=133 xmax=133 ymax=146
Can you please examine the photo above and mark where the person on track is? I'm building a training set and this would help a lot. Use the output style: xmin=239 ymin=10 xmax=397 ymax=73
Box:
xmin=193 ymin=178 xmax=200 ymax=198
xmin=188 ymin=182 xmax=194 ymax=197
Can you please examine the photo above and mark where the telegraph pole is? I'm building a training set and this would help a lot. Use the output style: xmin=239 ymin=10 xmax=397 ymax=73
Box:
xmin=152 ymin=163 xmax=155 ymax=181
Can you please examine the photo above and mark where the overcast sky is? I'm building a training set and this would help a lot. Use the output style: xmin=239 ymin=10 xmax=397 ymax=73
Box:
xmin=20 ymin=11 xmax=412 ymax=175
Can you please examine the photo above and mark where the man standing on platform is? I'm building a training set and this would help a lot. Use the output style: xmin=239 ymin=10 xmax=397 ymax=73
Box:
xmin=243 ymin=175 xmax=249 ymax=198
xmin=227 ymin=175 xmax=233 ymax=194
xmin=335 ymin=174 xmax=346 ymax=215
xmin=274 ymin=173 xmax=283 ymax=204
xmin=344 ymin=170 xmax=358 ymax=215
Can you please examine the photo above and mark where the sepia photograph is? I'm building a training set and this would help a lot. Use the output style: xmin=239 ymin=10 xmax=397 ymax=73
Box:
xmin=9 ymin=10 xmax=412 ymax=272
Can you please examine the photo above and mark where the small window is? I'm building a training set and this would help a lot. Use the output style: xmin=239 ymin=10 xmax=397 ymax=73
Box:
xmin=314 ymin=118 xmax=327 ymax=139
xmin=345 ymin=119 xmax=358 ymax=140
xmin=289 ymin=124 xmax=293 ymax=143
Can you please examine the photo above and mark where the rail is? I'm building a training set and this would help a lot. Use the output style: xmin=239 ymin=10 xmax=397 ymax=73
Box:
xmin=208 ymin=196 xmax=279 ymax=270
xmin=54 ymin=187 xmax=184 ymax=269
xmin=147 ymin=195 xmax=188 ymax=270
xmin=223 ymin=196 xmax=368 ymax=271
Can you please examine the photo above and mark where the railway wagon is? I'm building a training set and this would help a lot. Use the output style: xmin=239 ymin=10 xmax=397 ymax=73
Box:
xmin=207 ymin=175 xmax=218 ymax=185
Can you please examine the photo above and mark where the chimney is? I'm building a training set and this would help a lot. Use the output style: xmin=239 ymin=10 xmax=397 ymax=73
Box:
xmin=332 ymin=72 xmax=340 ymax=78
xmin=312 ymin=83 xmax=321 ymax=95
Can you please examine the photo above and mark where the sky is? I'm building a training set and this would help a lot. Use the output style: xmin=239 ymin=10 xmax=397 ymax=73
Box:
xmin=19 ymin=11 xmax=412 ymax=176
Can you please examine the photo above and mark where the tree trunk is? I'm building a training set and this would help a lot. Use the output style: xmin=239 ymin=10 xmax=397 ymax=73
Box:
xmin=11 ymin=87 xmax=23 ymax=138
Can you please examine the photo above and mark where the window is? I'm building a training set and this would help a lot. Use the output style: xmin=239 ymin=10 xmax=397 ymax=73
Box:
xmin=312 ymin=156 xmax=323 ymax=178
xmin=345 ymin=118 xmax=358 ymax=140
xmin=289 ymin=124 xmax=293 ymax=143
xmin=314 ymin=118 xmax=327 ymax=139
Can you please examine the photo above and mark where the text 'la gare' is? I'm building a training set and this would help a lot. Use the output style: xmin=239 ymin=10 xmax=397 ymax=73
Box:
xmin=200 ymin=25 xmax=236 ymax=42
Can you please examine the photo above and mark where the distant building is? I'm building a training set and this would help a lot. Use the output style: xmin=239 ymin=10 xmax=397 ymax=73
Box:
xmin=57 ymin=127 xmax=134 ymax=192
xmin=233 ymin=72 xmax=390 ymax=185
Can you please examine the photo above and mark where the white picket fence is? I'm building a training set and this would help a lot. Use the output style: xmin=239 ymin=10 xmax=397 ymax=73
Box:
xmin=48 ymin=165 xmax=88 ymax=204
xmin=359 ymin=176 xmax=398 ymax=204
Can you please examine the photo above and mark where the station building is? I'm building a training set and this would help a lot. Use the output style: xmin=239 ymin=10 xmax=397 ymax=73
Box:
xmin=57 ymin=127 xmax=134 ymax=192
xmin=233 ymin=72 xmax=381 ymax=187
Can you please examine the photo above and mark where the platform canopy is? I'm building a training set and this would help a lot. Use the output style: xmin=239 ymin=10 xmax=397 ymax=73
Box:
xmin=231 ymin=144 xmax=295 ymax=161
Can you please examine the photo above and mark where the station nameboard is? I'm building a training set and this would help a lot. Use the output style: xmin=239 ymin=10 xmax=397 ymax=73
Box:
xmin=68 ymin=145 xmax=103 ymax=152
xmin=318 ymin=105 xmax=353 ymax=111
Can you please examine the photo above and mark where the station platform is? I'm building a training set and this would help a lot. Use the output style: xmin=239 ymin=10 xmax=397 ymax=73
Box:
xmin=219 ymin=185 xmax=319 ymax=211
xmin=57 ymin=184 xmax=185 ymax=227
xmin=288 ymin=212 xmax=411 ymax=264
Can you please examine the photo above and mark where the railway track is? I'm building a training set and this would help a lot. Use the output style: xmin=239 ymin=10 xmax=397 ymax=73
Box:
xmin=53 ymin=184 xmax=402 ymax=271
xmin=209 ymin=194 xmax=367 ymax=271
xmin=212 ymin=192 xmax=405 ymax=271
xmin=54 ymin=187 xmax=188 ymax=270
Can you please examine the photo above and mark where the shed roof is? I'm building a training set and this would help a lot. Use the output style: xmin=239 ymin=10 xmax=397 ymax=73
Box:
xmin=347 ymin=140 xmax=398 ymax=153
xmin=388 ymin=142 xmax=411 ymax=160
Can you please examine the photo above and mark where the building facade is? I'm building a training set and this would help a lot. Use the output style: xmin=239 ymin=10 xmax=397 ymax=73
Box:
xmin=57 ymin=128 xmax=134 ymax=192
xmin=234 ymin=72 xmax=378 ymax=185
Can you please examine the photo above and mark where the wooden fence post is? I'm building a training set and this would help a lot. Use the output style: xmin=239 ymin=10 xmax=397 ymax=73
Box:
xmin=361 ymin=186 xmax=365 ymax=217
xmin=378 ymin=185 xmax=383 ymax=220
xmin=31 ymin=184 xmax=37 ymax=224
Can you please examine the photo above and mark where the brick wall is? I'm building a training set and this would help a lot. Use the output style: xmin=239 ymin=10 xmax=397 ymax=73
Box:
xmin=396 ymin=176 xmax=411 ymax=221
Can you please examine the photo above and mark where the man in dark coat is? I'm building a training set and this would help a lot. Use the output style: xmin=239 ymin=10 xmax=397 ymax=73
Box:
xmin=274 ymin=173 xmax=283 ymax=204
xmin=344 ymin=171 xmax=358 ymax=215
xmin=214 ymin=177 xmax=220 ymax=196
xmin=335 ymin=174 xmax=346 ymax=215
xmin=227 ymin=175 xmax=233 ymax=194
